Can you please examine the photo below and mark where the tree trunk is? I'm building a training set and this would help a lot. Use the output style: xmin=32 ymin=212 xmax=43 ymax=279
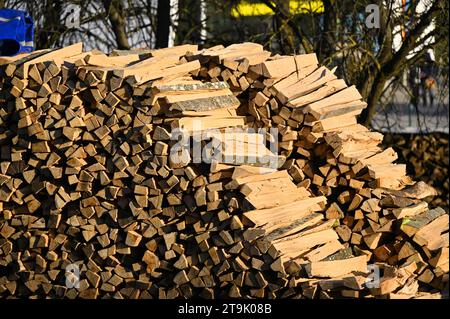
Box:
xmin=261 ymin=0 xmax=313 ymax=54
xmin=274 ymin=0 xmax=295 ymax=54
xmin=317 ymin=0 xmax=336 ymax=62
xmin=102 ymin=0 xmax=130 ymax=50
xmin=156 ymin=0 xmax=171 ymax=48
xmin=35 ymin=0 xmax=65 ymax=49
xmin=359 ymin=72 xmax=387 ymax=126
xmin=359 ymin=0 xmax=441 ymax=127
xmin=175 ymin=0 xmax=202 ymax=45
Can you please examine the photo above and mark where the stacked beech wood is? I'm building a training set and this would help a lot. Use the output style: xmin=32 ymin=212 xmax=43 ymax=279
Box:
xmin=123 ymin=64 xmax=376 ymax=299
xmin=0 ymin=43 xmax=357 ymax=299
xmin=319 ymin=128 xmax=447 ymax=293
xmin=192 ymin=43 xmax=448 ymax=298
xmin=188 ymin=43 xmax=272 ymax=97
xmin=0 ymin=42 xmax=448 ymax=299
xmin=0 ymin=43 xmax=275 ymax=299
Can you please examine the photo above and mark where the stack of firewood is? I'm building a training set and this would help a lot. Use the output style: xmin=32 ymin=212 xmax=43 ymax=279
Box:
xmin=187 ymin=43 xmax=271 ymax=97
xmin=0 ymin=43 xmax=447 ymax=299
xmin=383 ymin=133 xmax=449 ymax=208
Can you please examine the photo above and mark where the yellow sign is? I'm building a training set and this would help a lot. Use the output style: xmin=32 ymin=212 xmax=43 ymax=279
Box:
xmin=231 ymin=0 xmax=324 ymax=17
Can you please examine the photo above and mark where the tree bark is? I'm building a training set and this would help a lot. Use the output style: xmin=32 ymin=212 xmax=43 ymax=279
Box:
xmin=102 ymin=0 xmax=131 ymax=50
xmin=156 ymin=0 xmax=171 ymax=48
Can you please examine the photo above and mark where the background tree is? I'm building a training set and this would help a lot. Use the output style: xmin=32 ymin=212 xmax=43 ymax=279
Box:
xmin=175 ymin=0 xmax=203 ymax=45
xmin=155 ymin=0 xmax=170 ymax=48
xmin=102 ymin=0 xmax=131 ymax=50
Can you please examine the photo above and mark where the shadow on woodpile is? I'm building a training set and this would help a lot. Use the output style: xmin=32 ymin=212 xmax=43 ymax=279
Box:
xmin=383 ymin=133 xmax=449 ymax=209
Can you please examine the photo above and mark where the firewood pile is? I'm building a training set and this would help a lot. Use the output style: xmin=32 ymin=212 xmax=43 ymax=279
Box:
xmin=383 ymin=133 xmax=449 ymax=208
xmin=0 ymin=43 xmax=448 ymax=299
